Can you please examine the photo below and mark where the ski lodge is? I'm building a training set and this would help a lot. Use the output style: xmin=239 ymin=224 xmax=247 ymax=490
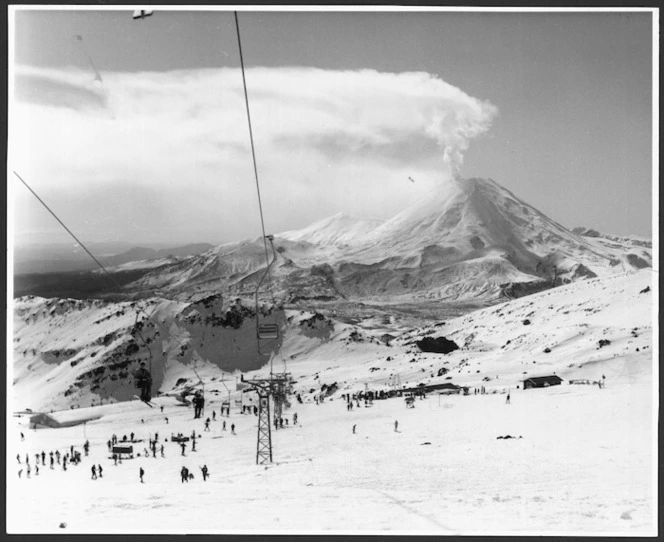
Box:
xmin=522 ymin=375 xmax=563 ymax=389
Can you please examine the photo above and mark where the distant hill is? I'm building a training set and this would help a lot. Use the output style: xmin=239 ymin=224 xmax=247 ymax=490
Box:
xmin=13 ymin=242 xmax=215 ymax=275
xmin=13 ymin=243 xmax=215 ymax=298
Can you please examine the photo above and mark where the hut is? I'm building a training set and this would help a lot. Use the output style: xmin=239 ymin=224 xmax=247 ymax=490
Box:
xmin=522 ymin=375 xmax=563 ymax=389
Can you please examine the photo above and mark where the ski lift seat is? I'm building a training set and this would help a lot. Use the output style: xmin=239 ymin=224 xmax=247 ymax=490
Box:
xmin=258 ymin=323 xmax=279 ymax=340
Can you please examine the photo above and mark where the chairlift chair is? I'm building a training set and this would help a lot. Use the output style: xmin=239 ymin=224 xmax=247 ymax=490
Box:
xmin=258 ymin=323 xmax=279 ymax=340
xmin=254 ymin=235 xmax=280 ymax=353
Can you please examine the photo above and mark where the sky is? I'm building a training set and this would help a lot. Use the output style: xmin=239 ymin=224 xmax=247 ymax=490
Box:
xmin=8 ymin=7 xmax=655 ymax=249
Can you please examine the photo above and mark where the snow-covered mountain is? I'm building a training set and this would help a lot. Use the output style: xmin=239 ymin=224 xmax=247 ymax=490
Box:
xmin=279 ymin=212 xmax=384 ymax=247
xmin=124 ymin=177 xmax=651 ymax=304
xmin=12 ymin=268 xmax=653 ymax=414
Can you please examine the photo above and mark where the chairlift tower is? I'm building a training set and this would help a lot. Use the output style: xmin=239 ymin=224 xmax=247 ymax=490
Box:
xmin=247 ymin=234 xmax=292 ymax=464
xmin=243 ymin=372 xmax=292 ymax=464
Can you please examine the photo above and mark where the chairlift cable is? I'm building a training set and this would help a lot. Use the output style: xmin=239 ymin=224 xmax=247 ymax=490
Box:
xmin=15 ymin=170 xmax=207 ymax=397
xmin=233 ymin=11 xmax=269 ymax=269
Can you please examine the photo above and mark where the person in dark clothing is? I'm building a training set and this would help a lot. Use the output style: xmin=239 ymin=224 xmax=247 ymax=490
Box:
xmin=98 ymin=464 xmax=103 ymax=478
xmin=139 ymin=467 xmax=145 ymax=483
xmin=204 ymin=418 xmax=210 ymax=431
xmin=181 ymin=442 xmax=186 ymax=456
xmin=91 ymin=465 xmax=97 ymax=480
xmin=181 ymin=466 xmax=189 ymax=483
xmin=231 ymin=423 xmax=235 ymax=435
xmin=135 ymin=362 xmax=152 ymax=402
xmin=200 ymin=465 xmax=209 ymax=481
xmin=41 ymin=451 xmax=46 ymax=464
xmin=113 ymin=454 xmax=118 ymax=466
xmin=160 ymin=445 xmax=165 ymax=458
xmin=212 ymin=411 xmax=216 ymax=421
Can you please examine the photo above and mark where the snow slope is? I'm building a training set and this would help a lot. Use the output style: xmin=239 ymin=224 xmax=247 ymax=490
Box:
xmin=12 ymin=295 xmax=284 ymax=411
xmin=8 ymin=268 xmax=656 ymax=534
xmin=7 ymin=367 xmax=655 ymax=534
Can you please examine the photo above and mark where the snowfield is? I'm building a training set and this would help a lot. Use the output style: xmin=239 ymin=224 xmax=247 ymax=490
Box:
xmin=7 ymin=268 xmax=657 ymax=535
xmin=7 ymin=379 xmax=654 ymax=535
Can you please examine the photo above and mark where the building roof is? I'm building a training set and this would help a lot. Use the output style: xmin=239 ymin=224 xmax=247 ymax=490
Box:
xmin=522 ymin=375 xmax=563 ymax=384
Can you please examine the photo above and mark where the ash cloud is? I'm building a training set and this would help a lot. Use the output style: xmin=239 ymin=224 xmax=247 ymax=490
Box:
xmin=10 ymin=65 xmax=498 ymax=244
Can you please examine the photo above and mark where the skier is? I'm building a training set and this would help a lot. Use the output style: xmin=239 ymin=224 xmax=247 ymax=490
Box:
xmin=21 ymin=432 xmax=25 ymax=441
xmin=139 ymin=467 xmax=145 ymax=483
xmin=41 ymin=451 xmax=46 ymax=464
xmin=180 ymin=442 xmax=186 ymax=456
xmin=27 ymin=465 xmax=31 ymax=478
xmin=506 ymin=393 xmax=511 ymax=404
xmin=160 ymin=445 xmax=165 ymax=458
xmin=98 ymin=464 xmax=103 ymax=478
xmin=107 ymin=439 xmax=112 ymax=451
xmin=16 ymin=454 xmax=20 ymax=464
xmin=293 ymin=413 xmax=298 ymax=425
xmin=231 ymin=423 xmax=235 ymax=435
xmin=113 ymin=454 xmax=118 ymax=466
xmin=201 ymin=465 xmax=209 ymax=481
xmin=56 ymin=450 xmax=60 ymax=463
xmin=50 ymin=455 xmax=54 ymax=469
xmin=352 ymin=424 xmax=356 ymax=434
xmin=394 ymin=420 xmax=399 ymax=432
xmin=222 ymin=420 xmax=227 ymax=431
xmin=160 ymin=405 xmax=164 ymax=412
xmin=192 ymin=437 xmax=196 ymax=452
xmin=165 ymin=417 xmax=169 ymax=424
xmin=181 ymin=466 xmax=189 ymax=483
xmin=130 ymin=432 xmax=134 ymax=442
xmin=204 ymin=418 xmax=210 ymax=431
xmin=91 ymin=465 xmax=97 ymax=480
xmin=212 ymin=411 xmax=216 ymax=421
xmin=35 ymin=465 xmax=39 ymax=476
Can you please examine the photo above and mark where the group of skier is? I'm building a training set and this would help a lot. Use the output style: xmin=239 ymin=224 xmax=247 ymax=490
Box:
xmin=17 ymin=441 xmax=86 ymax=478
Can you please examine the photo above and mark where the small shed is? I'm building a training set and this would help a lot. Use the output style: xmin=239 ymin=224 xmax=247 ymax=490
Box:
xmin=523 ymin=375 xmax=563 ymax=389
